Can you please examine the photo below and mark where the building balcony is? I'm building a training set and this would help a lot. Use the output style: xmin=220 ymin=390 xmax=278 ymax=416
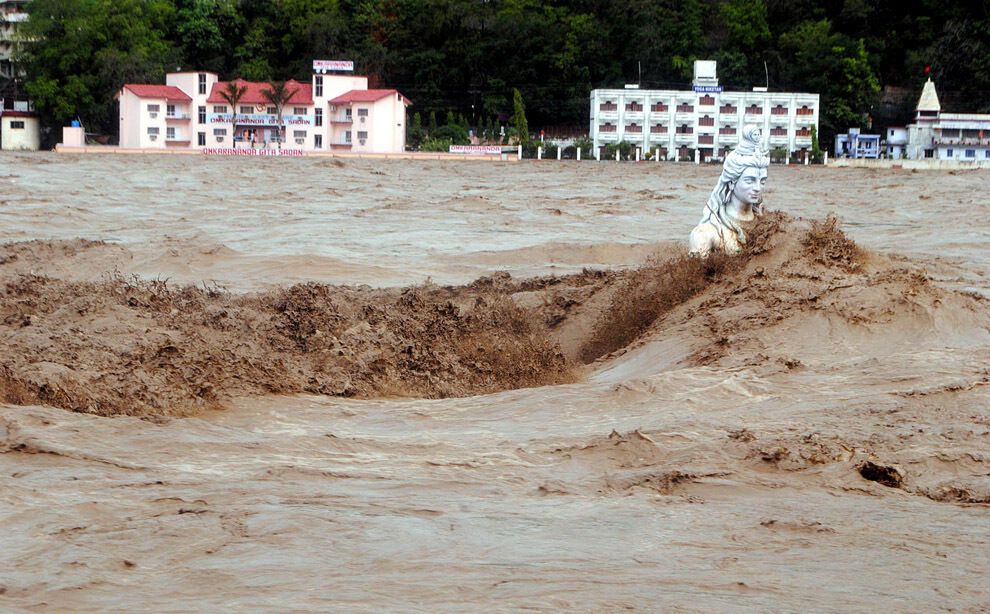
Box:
xmin=166 ymin=113 xmax=191 ymax=121
xmin=597 ymin=132 xmax=619 ymax=142
xmin=674 ymin=132 xmax=695 ymax=143
xmin=744 ymin=114 xmax=764 ymax=124
xmin=696 ymin=123 xmax=716 ymax=132
xmin=934 ymin=137 xmax=990 ymax=146
xmin=597 ymin=110 xmax=618 ymax=120
xmin=675 ymin=112 xmax=694 ymax=123
xmin=719 ymin=133 xmax=738 ymax=143
xmin=331 ymin=142 xmax=352 ymax=149
xmin=795 ymin=136 xmax=812 ymax=145
xmin=720 ymin=113 xmax=739 ymax=123
xmin=796 ymin=114 xmax=816 ymax=124
xmin=623 ymin=110 xmax=644 ymax=121
xmin=332 ymin=116 xmax=353 ymax=123
xmin=2 ymin=13 xmax=29 ymax=23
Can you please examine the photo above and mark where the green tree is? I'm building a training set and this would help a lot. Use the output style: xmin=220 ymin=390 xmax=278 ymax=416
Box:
xmin=512 ymin=88 xmax=529 ymax=144
xmin=778 ymin=20 xmax=880 ymax=142
xmin=218 ymin=80 xmax=248 ymax=147
xmin=261 ymin=80 xmax=299 ymax=149
xmin=19 ymin=0 xmax=177 ymax=142
xmin=428 ymin=111 xmax=437 ymax=133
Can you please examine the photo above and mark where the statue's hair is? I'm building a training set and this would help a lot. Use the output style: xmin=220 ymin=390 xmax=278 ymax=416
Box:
xmin=700 ymin=125 xmax=770 ymax=244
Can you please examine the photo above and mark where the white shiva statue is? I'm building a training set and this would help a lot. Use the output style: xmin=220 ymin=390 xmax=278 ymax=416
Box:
xmin=688 ymin=125 xmax=769 ymax=257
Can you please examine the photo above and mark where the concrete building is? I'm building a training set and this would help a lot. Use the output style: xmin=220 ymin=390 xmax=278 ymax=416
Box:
xmin=835 ymin=127 xmax=880 ymax=159
xmin=0 ymin=108 xmax=38 ymax=149
xmin=904 ymin=78 xmax=990 ymax=161
xmin=0 ymin=0 xmax=28 ymax=82
xmin=118 ymin=62 xmax=411 ymax=153
xmin=590 ymin=60 xmax=820 ymax=160
xmin=885 ymin=126 xmax=908 ymax=160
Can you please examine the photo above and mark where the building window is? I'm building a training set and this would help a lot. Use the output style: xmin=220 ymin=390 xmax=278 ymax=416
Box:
xmin=267 ymin=106 xmax=276 ymax=115
xmin=147 ymin=127 xmax=160 ymax=135
xmin=796 ymin=105 xmax=813 ymax=116
xmin=650 ymin=124 xmax=667 ymax=134
xmin=986 ymin=150 xmax=990 ymax=159
xmin=147 ymin=104 xmax=160 ymax=113
xmin=698 ymin=95 xmax=715 ymax=106
xmin=198 ymin=106 xmax=206 ymax=123
xmin=771 ymin=105 xmax=787 ymax=115
xmin=651 ymin=103 xmax=668 ymax=113
xmin=198 ymin=132 xmax=206 ymax=146
xmin=720 ymin=104 xmax=737 ymax=114
xmin=946 ymin=148 xmax=953 ymax=157
xmin=357 ymin=130 xmax=368 ymax=140
xmin=344 ymin=131 xmax=352 ymax=144
xmin=167 ymin=104 xmax=176 ymax=117
xmin=676 ymin=103 xmax=693 ymax=113
xmin=966 ymin=149 xmax=975 ymax=158
xmin=345 ymin=108 xmax=353 ymax=119
xmin=293 ymin=107 xmax=306 ymax=115
xmin=315 ymin=76 xmax=323 ymax=97
xmin=625 ymin=101 xmax=643 ymax=112
xmin=314 ymin=108 xmax=323 ymax=126
xmin=625 ymin=123 xmax=642 ymax=133
xmin=746 ymin=104 xmax=762 ymax=115
xmin=166 ymin=127 xmax=176 ymax=140
xmin=10 ymin=120 xmax=25 ymax=129
xmin=213 ymin=128 xmax=227 ymax=136
xmin=315 ymin=134 xmax=323 ymax=149
xmin=213 ymin=105 xmax=227 ymax=114
xmin=293 ymin=130 xmax=306 ymax=139
xmin=924 ymin=149 xmax=934 ymax=158
xmin=240 ymin=105 xmax=252 ymax=114
xmin=699 ymin=116 xmax=714 ymax=126
xmin=599 ymin=101 xmax=617 ymax=111
xmin=357 ymin=108 xmax=369 ymax=117
xmin=599 ymin=123 xmax=616 ymax=133
xmin=198 ymin=74 xmax=207 ymax=95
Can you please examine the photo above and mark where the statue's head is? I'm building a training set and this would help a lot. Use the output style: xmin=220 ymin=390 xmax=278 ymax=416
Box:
xmin=719 ymin=125 xmax=770 ymax=208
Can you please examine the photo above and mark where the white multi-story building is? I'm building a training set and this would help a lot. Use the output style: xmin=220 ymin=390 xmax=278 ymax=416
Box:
xmin=904 ymin=78 xmax=990 ymax=161
xmin=590 ymin=60 xmax=820 ymax=160
xmin=0 ymin=0 xmax=28 ymax=81
xmin=118 ymin=62 xmax=411 ymax=153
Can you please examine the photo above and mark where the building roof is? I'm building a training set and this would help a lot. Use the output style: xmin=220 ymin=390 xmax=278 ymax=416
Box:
xmin=207 ymin=79 xmax=313 ymax=105
xmin=916 ymin=78 xmax=941 ymax=112
xmin=328 ymin=89 xmax=411 ymax=105
xmin=1 ymin=110 xmax=37 ymax=118
xmin=122 ymin=84 xmax=192 ymax=101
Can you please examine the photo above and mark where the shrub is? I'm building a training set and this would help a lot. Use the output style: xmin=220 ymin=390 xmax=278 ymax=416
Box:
xmin=430 ymin=124 xmax=470 ymax=145
xmin=420 ymin=137 xmax=453 ymax=152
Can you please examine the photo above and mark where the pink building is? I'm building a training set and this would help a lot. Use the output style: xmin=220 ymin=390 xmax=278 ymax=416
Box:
xmin=117 ymin=66 xmax=411 ymax=153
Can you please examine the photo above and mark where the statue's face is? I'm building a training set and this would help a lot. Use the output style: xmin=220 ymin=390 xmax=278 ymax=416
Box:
xmin=732 ymin=165 xmax=767 ymax=206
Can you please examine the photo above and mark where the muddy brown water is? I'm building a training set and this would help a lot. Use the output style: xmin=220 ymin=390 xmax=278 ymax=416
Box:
xmin=1 ymin=152 xmax=989 ymax=611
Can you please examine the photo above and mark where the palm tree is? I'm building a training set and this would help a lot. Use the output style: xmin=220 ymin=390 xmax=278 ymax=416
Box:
xmin=218 ymin=80 xmax=248 ymax=148
xmin=261 ymin=81 xmax=298 ymax=150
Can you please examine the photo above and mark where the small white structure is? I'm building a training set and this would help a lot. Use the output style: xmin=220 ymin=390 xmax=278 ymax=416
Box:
xmin=905 ymin=78 xmax=990 ymax=161
xmin=886 ymin=126 xmax=908 ymax=160
xmin=590 ymin=60 xmax=820 ymax=161
xmin=117 ymin=62 xmax=411 ymax=153
xmin=1 ymin=110 xmax=40 ymax=150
